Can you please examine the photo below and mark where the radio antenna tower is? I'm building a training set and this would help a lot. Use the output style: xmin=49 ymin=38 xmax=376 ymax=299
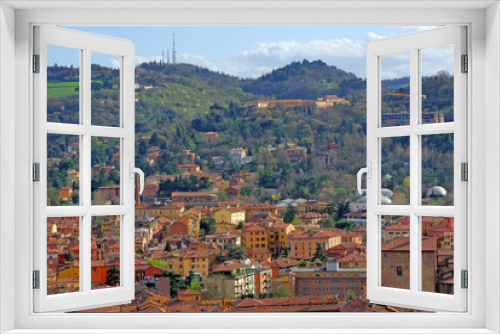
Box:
xmin=172 ymin=33 xmax=177 ymax=64
xmin=167 ymin=50 xmax=170 ymax=64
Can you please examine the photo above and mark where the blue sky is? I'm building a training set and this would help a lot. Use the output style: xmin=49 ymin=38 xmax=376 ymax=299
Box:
xmin=51 ymin=26 xmax=452 ymax=79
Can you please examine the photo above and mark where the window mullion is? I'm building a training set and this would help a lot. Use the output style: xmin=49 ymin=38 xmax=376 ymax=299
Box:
xmin=81 ymin=47 xmax=92 ymax=294
xmin=409 ymin=46 xmax=420 ymax=294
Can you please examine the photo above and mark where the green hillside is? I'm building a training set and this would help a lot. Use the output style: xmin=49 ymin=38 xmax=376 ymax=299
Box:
xmin=46 ymin=60 xmax=454 ymax=206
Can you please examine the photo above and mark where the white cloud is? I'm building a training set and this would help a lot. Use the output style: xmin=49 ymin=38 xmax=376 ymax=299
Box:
xmin=221 ymin=38 xmax=366 ymax=78
xmin=109 ymin=58 xmax=120 ymax=69
xmin=135 ymin=55 xmax=163 ymax=66
xmin=178 ymin=53 xmax=219 ymax=72
xmin=398 ymin=26 xmax=442 ymax=33
xmin=133 ymin=31 xmax=453 ymax=80
xmin=365 ymin=32 xmax=386 ymax=42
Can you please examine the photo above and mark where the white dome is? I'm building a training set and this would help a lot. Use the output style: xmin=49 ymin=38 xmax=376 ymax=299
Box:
xmin=381 ymin=195 xmax=393 ymax=205
xmin=356 ymin=194 xmax=393 ymax=205
xmin=428 ymin=186 xmax=447 ymax=197
xmin=381 ymin=188 xmax=394 ymax=198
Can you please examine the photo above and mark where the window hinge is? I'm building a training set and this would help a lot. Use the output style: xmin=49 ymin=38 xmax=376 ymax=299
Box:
xmin=461 ymin=54 xmax=468 ymax=73
xmin=461 ymin=270 xmax=468 ymax=289
xmin=33 ymin=54 xmax=40 ymax=73
xmin=33 ymin=163 xmax=40 ymax=182
xmin=461 ymin=162 xmax=468 ymax=181
xmin=33 ymin=270 xmax=40 ymax=289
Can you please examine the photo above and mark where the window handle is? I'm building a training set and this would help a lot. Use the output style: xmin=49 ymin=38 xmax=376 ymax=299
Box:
xmin=357 ymin=162 xmax=371 ymax=195
xmin=130 ymin=162 xmax=145 ymax=195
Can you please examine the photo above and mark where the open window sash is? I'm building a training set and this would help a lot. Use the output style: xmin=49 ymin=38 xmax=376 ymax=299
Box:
xmin=366 ymin=26 xmax=467 ymax=312
xmin=33 ymin=26 xmax=135 ymax=312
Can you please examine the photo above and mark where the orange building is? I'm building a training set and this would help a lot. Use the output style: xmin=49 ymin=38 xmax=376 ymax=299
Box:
xmin=338 ymin=253 xmax=367 ymax=269
xmin=289 ymin=230 xmax=342 ymax=261
xmin=242 ymin=203 xmax=278 ymax=219
xmin=242 ymin=224 xmax=269 ymax=255
xmin=269 ymin=223 xmax=295 ymax=256
xmin=177 ymin=289 xmax=202 ymax=302
xmin=203 ymin=132 xmax=219 ymax=145
xmin=381 ymin=236 xmax=438 ymax=292
xmin=178 ymin=164 xmax=200 ymax=173
xmin=60 ymin=186 xmax=73 ymax=201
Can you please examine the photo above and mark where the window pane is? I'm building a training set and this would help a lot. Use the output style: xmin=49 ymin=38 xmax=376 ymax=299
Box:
xmin=91 ymin=137 xmax=121 ymax=205
xmin=91 ymin=52 xmax=121 ymax=127
xmin=381 ymin=137 xmax=410 ymax=205
xmin=47 ymin=44 xmax=80 ymax=124
xmin=422 ymin=134 xmax=454 ymax=206
xmin=47 ymin=216 xmax=80 ymax=295
xmin=91 ymin=216 xmax=121 ymax=290
xmin=381 ymin=52 xmax=410 ymax=128
xmin=47 ymin=134 xmax=80 ymax=206
xmin=381 ymin=215 xmax=410 ymax=290
xmin=421 ymin=216 xmax=454 ymax=294
xmin=421 ymin=45 xmax=454 ymax=124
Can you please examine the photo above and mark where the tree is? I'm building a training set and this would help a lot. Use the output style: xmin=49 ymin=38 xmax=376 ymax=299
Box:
xmin=312 ymin=242 xmax=328 ymax=262
xmin=334 ymin=201 xmax=350 ymax=220
xmin=216 ymin=190 xmax=228 ymax=201
xmin=188 ymin=276 xmax=201 ymax=292
xmin=236 ymin=221 xmax=244 ymax=229
xmin=200 ymin=218 xmax=216 ymax=235
xmin=228 ymin=245 xmax=246 ymax=260
xmin=105 ymin=267 xmax=120 ymax=287
xmin=165 ymin=241 xmax=172 ymax=251
xmin=283 ymin=205 xmax=297 ymax=223
xmin=47 ymin=187 xmax=61 ymax=206
xmin=281 ymin=246 xmax=290 ymax=257
xmin=335 ymin=220 xmax=357 ymax=231
xmin=274 ymin=285 xmax=292 ymax=298
xmin=150 ymin=131 xmax=161 ymax=146
xmin=66 ymin=252 xmax=74 ymax=262
xmin=346 ymin=290 xmax=357 ymax=301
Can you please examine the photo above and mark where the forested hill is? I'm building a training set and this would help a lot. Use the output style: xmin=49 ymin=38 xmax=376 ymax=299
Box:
xmin=240 ymin=59 xmax=366 ymax=100
xmin=135 ymin=59 xmax=366 ymax=101
xmin=136 ymin=62 xmax=243 ymax=91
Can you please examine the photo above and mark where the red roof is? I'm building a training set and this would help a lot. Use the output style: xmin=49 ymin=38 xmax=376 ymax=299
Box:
xmin=178 ymin=289 xmax=202 ymax=296
xmin=382 ymin=236 xmax=437 ymax=251
xmin=242 ymin=224 xmax=267 ymax=232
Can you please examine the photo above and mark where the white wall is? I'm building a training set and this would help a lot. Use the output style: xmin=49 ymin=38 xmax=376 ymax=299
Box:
xmin=485 ymin=2 xmax=500 ymax=333
xmin=0 ymin=2 xmax=16 ymax=333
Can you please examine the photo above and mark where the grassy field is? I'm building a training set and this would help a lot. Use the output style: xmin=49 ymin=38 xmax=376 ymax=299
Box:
xmin=47 ymin=81 xmax=79 ymax=98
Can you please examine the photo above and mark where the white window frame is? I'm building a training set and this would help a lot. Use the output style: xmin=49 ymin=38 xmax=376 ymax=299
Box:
xmin=0 ymin=1 xmax=499 ymax=333
xmin=366 ymin=26 xmax=467 ymax=312
xmin=33 ymin=26 xmax=136 ymax=312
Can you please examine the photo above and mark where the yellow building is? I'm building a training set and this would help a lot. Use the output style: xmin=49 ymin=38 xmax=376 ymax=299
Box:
xmin=212 ymin=179 xmax=230 ymax=191
xmin=242 ymin=224 xmax=269 ymax=254
xmin=101 ymin=219 xmax=119 ymax=237
xmin=178 ymin=164 xmax=201 ymax=173
xmin=60 ymin=186 xmax=73 ymax=201
xmin=57 ymin=265 xmax=80 ymax=279
xmin=214 ymin=208 xmax=245 ymax=225
xmin=184 ymin=207 xmax=217 ymax=221
xmin=269 ymin=223 xmax=295 ymax=256
xmin=156 ymin=249 xmax=213 ymax=278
